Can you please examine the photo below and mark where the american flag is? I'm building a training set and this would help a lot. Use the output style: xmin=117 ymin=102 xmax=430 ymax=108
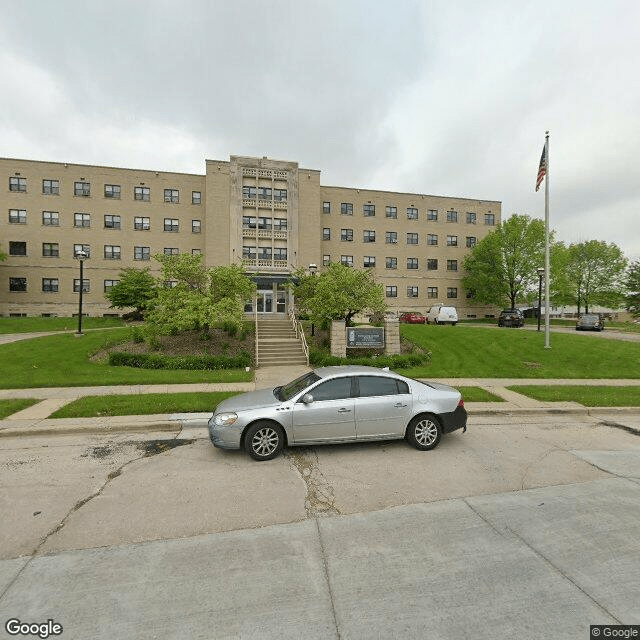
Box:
xmin=535 ymin=144 xmax=547 ymax=192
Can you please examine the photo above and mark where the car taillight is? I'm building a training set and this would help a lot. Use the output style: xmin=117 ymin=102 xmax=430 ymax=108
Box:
xmin=458 ymin=397 xmax=464 ymax=408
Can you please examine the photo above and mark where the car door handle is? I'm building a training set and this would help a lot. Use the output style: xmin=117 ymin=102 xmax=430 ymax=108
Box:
xmin=394 ymin=403 xmax=407 ymax=408
xmin=337 ymin=408 xmax=352 ymax=413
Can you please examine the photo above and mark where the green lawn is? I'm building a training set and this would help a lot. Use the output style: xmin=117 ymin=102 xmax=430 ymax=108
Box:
xmin=0 ymin=316 xmax=125 ymax=334
xmin=400 ymin=324 xmax=640 ymax=379
xmin=0 ymin=398 xmax=40 ymax=419
xmin=508 ymin=385 xmax=640 ymax=407
xmin=455 ymin=386 xmax=504 ymax=402
xmin=0 ymin=329 xmax=253 ymax=389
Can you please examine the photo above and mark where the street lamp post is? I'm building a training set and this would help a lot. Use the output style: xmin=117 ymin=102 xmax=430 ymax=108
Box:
xmin=75 ymin=250 xmax=88 ymax=336
xmin=537 ymin=267 xmax=545 ymax=332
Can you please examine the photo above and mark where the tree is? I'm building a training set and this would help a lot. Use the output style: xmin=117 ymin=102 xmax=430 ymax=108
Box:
xmin=292 ymin=262 xmax=386 ymax=326
xmin=0 ymin=245 xmax=6 ymax=261
xmin=461 ymin=214 xmax=547 ymax=308
xmin=624 ymin=260 xmax=640 ymax=317
xmin=105 ymin=267 xmax=157 ymax=318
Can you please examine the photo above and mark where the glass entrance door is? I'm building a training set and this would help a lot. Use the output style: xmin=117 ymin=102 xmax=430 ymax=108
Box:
xmin=256 ymin=289 xmax=273 ymax=313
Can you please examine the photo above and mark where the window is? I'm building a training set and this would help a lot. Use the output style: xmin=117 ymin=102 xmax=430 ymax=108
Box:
xmin=74 ymin=213 xmax=90 ymax=227
xmin=323 ymin=228 xmax=331 ymax=240
xmin=192 ymin=249 xmax=202 ymax=255
xmin=407 ymin=207 xmax=418 ymax=220
xmin=164 ymin=247 xmax=179 ymax=256
xmin=323 ymin=254 xmax=331 ymax=266
xmin=364 ymin=256 xmax=376 ymax=268
xmin=485 ymin=213 xmax=496 ymax=225
xmin=407 ymin=286 xmax=419 ymax=298
xmin=258 ymin=187 xmax=272 ymax=200
xmin=406 ymin=232 xmax=418 ymax=245
xmin=42 ymin=243 xmax=59 ymax=257
xmin=242 ymin=216 xmax=256 ymax=229
xmin=164 ymin=218 xmax=179 ymax=232
xmin=134 ymin=216 xmax=150 ymax=230
xmin=386 ymin=206 xmax=397 ymax=218
xmin=273 ymin=188 xmax=287 ymax=201
xmin=340 ymin=255 xmax=354 ymax=267
xmin=134 ymin=186 xmax=150 ymax=201
xmin=42 ymin=211 xmax=59 ymax=226
xmin=407 ymin=258 xmax=419 ymax=269
xmin=257 ymin=217 xmax=272 ymax=230
xmin=447 ymin=235 xmax=458 ymax=247
xmin=104 ymin=184 xmax=121 ymax=199
xmin=323 ymin=201 xmax=331 ymax=214
xmin=274 ymin=218 xmax=287 ymax=231
xmin=73 ymin=279 xmax=90 ymax=293
xmin=447 ymin=287 xmax=458 ymax=298
xmin=104 ymin=280 xmax=119 ymax=292
xmin=74 ymin=181 xmax=90 ymax=196
xmin=164 ymin=188 xmax=179 ymax=203
xmin=9 ymin=241 xmax=27 ymax=256
xmin=427 ymin=209 xmax=438 ymax=221
xmin=308 ymin=377 xmax=352 ymax=402
xmin=134 ymin=246 xmax=150 ymax=261
xmin=386 ymin=231 xmax=398 ymax=244
xmin=386 ymin=257 xmax=397 ymax=269
xmin=104 ymin=245 xmax=121 ymax=260
xmin=363 ymin=230 xmax=376 ymax=243
xmin=192 ymin=220 xmax=201 ymax=233
xmin=341 ymin=228 xmax=353 ymax=242
xmin=242 ymin=246 xmax=256 ymax=260
xmin=9 ymin=177 xmax=26 ymax=192
xmin=43 ymin=278 xmax=59 ymax=293
xmin=427 ymin=258 xmax=438 ymax=270
xmin=242 ymin=186 xmax=256 ymax=199
xmin=447 ymin=210 xmax=458 ymax=223
xmin=466 ymin=236 xmax=477 ymax=248
xmin=274 ymin=248 xmax=287 ymax=261
xmin=466 ymin=212 xmax=477 ymax=224
xmin=43 ymin=179 xmax=59 ymax=195
xmin=10 ymin=277 xmax=27 ymax=292
xmin=257 ymin=247 xmax=273 ymax=260
xmin=427 ymin=287 xmax=438 ymax=298
xmin=358 ymin=376 xmax=408 ymax=397
xmin=104 ymin=215 xmax=121 ymax=229
xmin=73 ymin=244 xmax=90 ymax=258
xmin=363 ymin=204 xmax=375 ymax=217
xmin=427 ymin=234 xmax=438 ymax=246
xmin=192 ymin=191 xmax=201 ymax=204
xmin=9 ymin=209 xmax=26 ymax=224
xmin=447 ymin=260 xmax=458 ymax=271
xmin=386 ymin=286 xmax=397 ymax=298
xmin=466 ymin=290 xmax=475 ymax=299
xmin=340 ymin=202 xmax=353 ymax=215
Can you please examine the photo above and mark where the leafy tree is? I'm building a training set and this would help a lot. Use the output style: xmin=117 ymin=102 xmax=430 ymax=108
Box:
xmin=105 ymin=267 xmax=157 ymax=318
xmin=624 ymin=260 xmax=640 ymax=317
xmin=292 ymin=262 xmax=385 ymax=326
xmin=0 ymin=245 xmax=7 ymax=261
xmin=462 ymin=214 xmax=547 ymax=308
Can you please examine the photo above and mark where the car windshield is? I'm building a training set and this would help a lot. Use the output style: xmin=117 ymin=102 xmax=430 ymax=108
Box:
xmin=276 ymin=371 xmax=321 ymax=401
xmin=581 ymin=315 xmax=599 ymax=321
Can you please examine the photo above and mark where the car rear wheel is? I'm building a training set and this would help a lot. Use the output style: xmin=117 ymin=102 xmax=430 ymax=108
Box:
xmin=244 ymin=421 xmax=284 ymax=461
xmin=406 ymin=414 xmax=442 ymax=451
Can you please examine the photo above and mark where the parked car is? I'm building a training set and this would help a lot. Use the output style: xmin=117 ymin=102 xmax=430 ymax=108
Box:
xmin=576 ymin=314 xmax=604 ymax=331
xmin=399 ymin=312 xmax=426 ymax=324
xmin=498 ymin=309 xmax=524 ymax=328
xmin=208 ymin=365 xmax=467 ymax=461
xmin=426 ymin=305 xmax=458 ymax=325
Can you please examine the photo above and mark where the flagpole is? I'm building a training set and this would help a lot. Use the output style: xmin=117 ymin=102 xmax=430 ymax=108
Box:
xmin=544 ymin=130 xmax=551 ymax=349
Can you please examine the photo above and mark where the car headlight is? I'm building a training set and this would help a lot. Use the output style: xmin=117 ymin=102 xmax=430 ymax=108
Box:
xmin=214 ymin=412 xmax=238 ymax=426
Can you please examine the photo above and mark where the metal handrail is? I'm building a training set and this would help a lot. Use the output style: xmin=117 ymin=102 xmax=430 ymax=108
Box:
xmin=254 ymin=296 xmax=259 ymax=368
xmin=288 ymin=308 xmax=309 ymax=366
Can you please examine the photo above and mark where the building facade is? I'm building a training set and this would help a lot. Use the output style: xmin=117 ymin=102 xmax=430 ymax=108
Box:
xmin=0 ymin=155 xmax=501 ymax=318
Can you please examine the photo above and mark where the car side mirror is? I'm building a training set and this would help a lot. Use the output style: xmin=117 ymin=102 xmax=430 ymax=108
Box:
xmin=302 ymin=393 xmax=314 ymax=404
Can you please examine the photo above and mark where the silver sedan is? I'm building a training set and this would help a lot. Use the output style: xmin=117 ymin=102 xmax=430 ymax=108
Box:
xmin=208 ymin=365 xmax=467 ymax=461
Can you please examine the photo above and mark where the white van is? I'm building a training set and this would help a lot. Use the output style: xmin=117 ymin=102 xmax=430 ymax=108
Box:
xmin=427 ymin=304 xmax=458 ymax=325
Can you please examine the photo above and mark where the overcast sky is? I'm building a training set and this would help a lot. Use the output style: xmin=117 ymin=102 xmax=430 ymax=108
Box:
xmin=2 ymin=0 xmax=639 ymax=261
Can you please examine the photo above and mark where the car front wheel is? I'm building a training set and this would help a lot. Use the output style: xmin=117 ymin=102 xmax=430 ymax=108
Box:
xmin=244 ymin=421 xmax=284 ymax=461
xmin=406 ymin=414 xmax=442 ymax=451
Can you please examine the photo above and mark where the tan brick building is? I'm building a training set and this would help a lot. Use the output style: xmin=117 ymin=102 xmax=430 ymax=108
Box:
xmin=0 ymin=155 xmax=501 ymax=318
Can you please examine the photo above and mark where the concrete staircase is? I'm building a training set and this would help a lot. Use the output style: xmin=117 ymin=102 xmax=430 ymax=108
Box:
xmin=256 ymin=319 xmax=308 ymax=367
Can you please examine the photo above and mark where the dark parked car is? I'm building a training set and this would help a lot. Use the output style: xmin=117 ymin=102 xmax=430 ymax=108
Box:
xmin=399 ymin=312 xmax=426 ymax=324
xmin=498 ymin=309 xmax=524 ymax=327
xmin=576 ymin=314 xmax=604 ymax=331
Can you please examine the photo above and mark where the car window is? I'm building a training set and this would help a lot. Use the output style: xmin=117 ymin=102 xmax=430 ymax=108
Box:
xmin=306 ymin=377 xmax=353 ymax=402
xmin=357 ymin=376 xmax=408 ymax=397
xmin=279 ymin=371 xmax=321 ymax=400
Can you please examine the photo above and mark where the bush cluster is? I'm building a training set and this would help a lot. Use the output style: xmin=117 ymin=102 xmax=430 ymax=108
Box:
xmin=308 ymin=350 xmax=428 ymax=369
xmin=109 ymin=351 xmax=251 ymax=370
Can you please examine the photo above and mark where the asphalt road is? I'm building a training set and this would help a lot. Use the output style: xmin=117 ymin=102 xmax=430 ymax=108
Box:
xmin=1 ymin=413 xmax=639 ymax=639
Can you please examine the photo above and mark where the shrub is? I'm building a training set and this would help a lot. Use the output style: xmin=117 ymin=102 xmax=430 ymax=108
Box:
xmin=130 ymin=326 xmax=145 ymax=343
xmin=108 ymin=351 xmax=251 ymax=370
xmin=308 ymin=350 xmax=428 ymax=369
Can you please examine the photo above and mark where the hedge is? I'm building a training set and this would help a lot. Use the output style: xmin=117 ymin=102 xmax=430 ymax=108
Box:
xmin=108 ymin=351 xmax=251 ymax=370
xmin=308 ymin=350 xmax=429 ymax=369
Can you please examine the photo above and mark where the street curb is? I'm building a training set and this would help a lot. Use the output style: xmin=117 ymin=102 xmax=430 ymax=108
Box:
xmin=0 ymin=420 xmax=178 ymax=438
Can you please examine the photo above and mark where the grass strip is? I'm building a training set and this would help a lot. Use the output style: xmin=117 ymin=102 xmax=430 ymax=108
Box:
xmin=49 ymin=391 xmax=242 ymax=418
xmin=0 ymin=317 xmax=125 ymax=334
xmin=0 ymin=398 xmax=40 ymax=419
xmin=508 ymin=385 xmax=640 ymax=407
xmin=455 ymin=387 xmax=505 ymax=402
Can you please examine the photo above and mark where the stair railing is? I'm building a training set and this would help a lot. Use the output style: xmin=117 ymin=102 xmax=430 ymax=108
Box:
xmin=254 ymin=296 xmax=259 ymax=368
xmin=288 ymin=308 xmax=309 ymax=366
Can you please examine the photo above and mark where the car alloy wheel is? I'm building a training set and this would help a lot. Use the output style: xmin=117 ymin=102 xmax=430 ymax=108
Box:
xmin=406 ymin=414 xmax=442 ymax=451
xmin=244 ymin=421 xmax=284 ymax=461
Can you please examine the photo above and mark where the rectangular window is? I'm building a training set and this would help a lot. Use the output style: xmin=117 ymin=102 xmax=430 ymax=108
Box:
xmin=273 ymin=188 xmax=287 ymax=201
xmin=427 ymin=287 xmax=438 ymax=298
xmin=242 ymin=216 xmax=256 ymax=229
xmin=323 ymin=254 xmax=331 ymax=266
xmin=340 ymin=202 xmax=353 ymax=215
xmin=323 ymin=201 xmax=331 ymax=214
xmin=447 ymin=259 xmax=458 ymax=271
xmin=386 ymin=206 xmax=397 ymax=218
xmin=466 ymin=236 xmax=477 ymax=248
xmin=257 ymin=247 xmax=273 ymax=260
xmin=164 ymin=218 xmax=179 ymax=232
xmin=104 ymin=245 xmax=121 ymax=260
xmin=258 ymin=187 xmax=272 ymax=200
xmin=466 ymin=212 xmax=477 ymax=224
xmin=257 ymin=217 xmax=271 ymax=230
xmin=9 ymin=277 xmax=27 ymax=292
xmin=192 ymin=249 xmax=202 ymax=255
xmin=407 ymin=286 xmax=419 ymax=298
xmin=42 ymin=211 xmax=59 ymax=226
xmin=385 ymin=231 xmax=398 ymax=244
xmin=134 ymin=216 xmax=150 ymax=230
xmin=73 ymin=244 xmax=90 ymax=258
xmin=273 ymin=218 xmax=287 ymax=231
xmin=9 ymin=241 xmax=27 ymax=256
xmin=74 ymin=181 xmax=91 ymax=196
xmin=447 ymin=210 xmax=458 ymax=223
xmin=74 ymin=213 xmax=90 ymax=227
xmin=9 ymin=209 xmax=26 ymax=224
xmin=363 ymin=204 xmax=375 ymax=217
xmin=9 ymin=177 xmax=27 ymax=192
xmin=104 ymin=279 xmax=119 ymax=292
xmin=274 ymin=248 xmax=287 ymax=261
xmin=192 ymin=219 xmax=201 ymax=233
xmin=340 ymin=255 xmax=354 ymax=266
xmin=406 ymin=233 xmax=418 ymax=245
xmin=427 ymin=234 xmax=438 ymax=246
xmin=386 ymin=257 xmax=397 ymax=269
xmin=427 ymin=209 xmax=438 ymax=221
xmin=427 ymin=258 xmax=438 ymax=270
xmin=104 ymin=184 xmax=121 ymax=199
xmin=407 ymin=258 xmax=419 ymax=269
xmin=104 ymin=214 xmax=121 ymax=229
xmin=447 ymin=287 xmax=458 ymax=299
xmin=485 ymin=213 xmax=496 ymax=225
xmin=363 ymin=230 xmax=376 ymax=243
xmin=42 ymin=243 xmax=59 ymax=257
xmin=364 ymin=256 xmax=376 ymax=268
xmin=447 ymin=235 xmax=458 ymax=247
xmin=242 ymin=186 xmax=257 ymax=199
xmin=134 ymin=186 xmax=150 ymax=201
xmin=242 ymin=246 xmax=256 ymax=260
xmin=164 ymin=247 xmax=179 ymax=256
xmin=43 ymin=179 xmax=59 ymax=195
xmin=323 ymin=228 xmax=331 ymax=240
xmin=385 ymin=286 xmax=397 ymax=298
xmin=43 ymin=278 xmax=59 ymax=293
xmin=134 ymin=246 xmax=150 ymax=261
xmin=407 ymin=207 xmax=418 ymax=220
xmin=73 ymin=279 xmax=90 ymax=293
xmin=192 ymin=191 xmax=201 ymax=204
xmin=164 ymin=188 xmax=179 ymax=203
xmin=340 ymin=228 xmax=353 ymax=241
